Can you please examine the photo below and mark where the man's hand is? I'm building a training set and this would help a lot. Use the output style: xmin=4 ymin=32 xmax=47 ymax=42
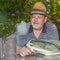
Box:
xmin=19 ymin=47 xmax=36 ymax=57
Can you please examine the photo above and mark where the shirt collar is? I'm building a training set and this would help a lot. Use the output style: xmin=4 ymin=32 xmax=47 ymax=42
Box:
xmin=28 ymin=23 xmax=47 ymax=33
xmin=42 ymin=23 xmax=47 ymax=33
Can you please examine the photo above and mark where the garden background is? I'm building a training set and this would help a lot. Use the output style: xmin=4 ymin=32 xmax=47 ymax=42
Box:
xmin=0 ymin=0 xmax=60 ymax=40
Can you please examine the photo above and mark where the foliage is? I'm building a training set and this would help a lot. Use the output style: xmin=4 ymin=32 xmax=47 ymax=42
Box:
xmin=0 ymin=0 xmax=60 ymax=39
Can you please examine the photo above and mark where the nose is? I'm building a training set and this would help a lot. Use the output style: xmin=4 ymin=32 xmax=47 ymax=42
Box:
xmin=34 ymin=17 xmax=38 ymax=22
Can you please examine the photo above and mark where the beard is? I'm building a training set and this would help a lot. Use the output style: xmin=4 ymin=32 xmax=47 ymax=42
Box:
xmin=32 ymin=24 xmax=43 ymax=30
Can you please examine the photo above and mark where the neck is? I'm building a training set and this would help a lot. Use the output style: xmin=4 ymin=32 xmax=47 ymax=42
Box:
xmin=33 ymin=28 xmax=43 ymax=39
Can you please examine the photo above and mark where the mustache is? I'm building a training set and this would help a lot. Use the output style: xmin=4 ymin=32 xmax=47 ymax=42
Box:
xmin=33 ymin=22 xmax=39 ymax=24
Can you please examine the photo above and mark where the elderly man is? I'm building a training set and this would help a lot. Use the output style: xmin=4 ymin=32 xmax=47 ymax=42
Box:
xmin=15 ymin=2 xmax=59 ymax=57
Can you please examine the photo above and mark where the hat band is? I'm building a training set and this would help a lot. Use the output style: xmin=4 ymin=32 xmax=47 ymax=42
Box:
xmin=30 ymin=9 xmax=47 ymax=16
xmin=32 ymin=9 xmax=46 ymax=13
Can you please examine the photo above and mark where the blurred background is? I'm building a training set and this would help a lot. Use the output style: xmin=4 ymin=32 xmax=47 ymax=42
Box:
xmin=0 ymin=0 xmax=60 ymax=40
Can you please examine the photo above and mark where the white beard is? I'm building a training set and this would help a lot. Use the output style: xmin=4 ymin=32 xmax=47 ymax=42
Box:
xmin=32 ymin=24 xmax=43 ymax=30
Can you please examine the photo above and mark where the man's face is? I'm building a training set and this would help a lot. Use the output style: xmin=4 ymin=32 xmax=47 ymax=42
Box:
xmin=30 ymin=14 xmax=47 ymax=30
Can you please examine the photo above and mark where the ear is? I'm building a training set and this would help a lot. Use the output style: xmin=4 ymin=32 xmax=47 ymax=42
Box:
xmin=44 ymin=16 xmax=48 ymax=23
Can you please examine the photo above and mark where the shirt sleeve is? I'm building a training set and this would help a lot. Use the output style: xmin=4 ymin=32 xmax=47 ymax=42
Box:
xmin=50 ymin=24 xmax=59 ymax=40
xmin=47 ymin=23 xmax=59 ymax=40
xmin=15 ymin=34 xmax=28 ymax=47
xmin=15 ymin=22 xmax=32 ymax=47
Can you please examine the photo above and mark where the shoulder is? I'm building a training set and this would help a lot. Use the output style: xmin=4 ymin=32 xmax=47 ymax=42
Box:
xmin=45 ymin=22 xmax=59 ymax=40
xmin=45 ymin=22 xmax=58 ymax=33
xmin=46 ymin=22 xmax=57 ymax=29
xmin=16 ymin=21 xmax=31 ymax=35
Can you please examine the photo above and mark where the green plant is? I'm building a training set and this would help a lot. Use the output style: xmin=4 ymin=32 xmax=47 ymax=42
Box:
xmin=0 ymin=0 xmax=60 ymax=39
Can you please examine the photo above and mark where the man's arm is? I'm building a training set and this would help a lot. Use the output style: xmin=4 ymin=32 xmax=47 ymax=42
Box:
xmin=15 ymin=21 xmax=36 ymax=57
xmin=16 ymin=46 xmax=22 ymax=54
xmin=15 ymin=34 xmax=36 ymax=57
xmin=51 ymin=24 xmax=59 ymax=40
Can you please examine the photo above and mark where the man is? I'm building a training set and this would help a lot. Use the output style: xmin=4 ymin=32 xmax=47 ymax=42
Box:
xmin=15 ymin=2 xmax=59 ymax=57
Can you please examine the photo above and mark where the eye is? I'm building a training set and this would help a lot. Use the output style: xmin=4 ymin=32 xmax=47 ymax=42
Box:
xmin=31 ymin=15 xmax=35 ymax=18
xmin=38 ymin=15 xmax=44 ymax=18
xmin=38 ymin=16 xmax=42 ymax=18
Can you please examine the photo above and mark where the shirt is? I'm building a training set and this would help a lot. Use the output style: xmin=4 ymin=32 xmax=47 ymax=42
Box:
xmin=15 ymin=22 xmax=59 ymax=47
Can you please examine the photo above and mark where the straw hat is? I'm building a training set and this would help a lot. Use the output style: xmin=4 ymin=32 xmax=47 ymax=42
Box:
xmin=30 ymin=2 xmax=47 ymax=16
